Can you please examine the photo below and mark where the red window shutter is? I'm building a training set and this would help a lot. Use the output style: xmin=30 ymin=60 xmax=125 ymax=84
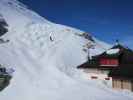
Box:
xmin=100 ymin=58 xmax=119 ymax=66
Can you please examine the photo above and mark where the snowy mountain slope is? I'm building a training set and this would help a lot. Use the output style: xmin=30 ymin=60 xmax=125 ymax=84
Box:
xmin=0 ymin=0 xmax=132 ymax=100
xmin=0 ymin=0 xmax=51 ymax=39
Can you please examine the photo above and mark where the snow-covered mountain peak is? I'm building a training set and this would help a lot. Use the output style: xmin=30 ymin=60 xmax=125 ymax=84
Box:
xmin=0 ymin=0 xmax=52 ymax=38
xmin=0 ymin=0 xmax=45 ymax=21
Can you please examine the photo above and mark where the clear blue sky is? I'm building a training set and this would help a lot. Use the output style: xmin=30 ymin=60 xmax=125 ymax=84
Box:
xmin=19 ymin=0 xmax=133 ymax=49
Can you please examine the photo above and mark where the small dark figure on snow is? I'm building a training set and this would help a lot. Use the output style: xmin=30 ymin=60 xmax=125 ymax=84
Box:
xmin=50 ymin=36 xmax=54 ymax=42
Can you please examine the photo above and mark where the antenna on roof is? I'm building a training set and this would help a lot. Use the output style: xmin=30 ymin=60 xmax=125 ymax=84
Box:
xmin=115 ymin=39 xmax=120 ymax=45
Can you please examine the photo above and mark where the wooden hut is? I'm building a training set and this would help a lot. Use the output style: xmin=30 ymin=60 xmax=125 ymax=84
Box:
xmin=78 ymin=43 xmax=133 ymax=91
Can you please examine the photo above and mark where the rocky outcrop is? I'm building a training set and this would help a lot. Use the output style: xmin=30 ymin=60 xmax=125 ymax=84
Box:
xmin=0 ymin=14 xmax=8 ymax=36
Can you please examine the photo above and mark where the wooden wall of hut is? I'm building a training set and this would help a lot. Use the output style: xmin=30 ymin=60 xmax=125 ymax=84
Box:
xmin=112 ymin=78 xmax=133 ymax=91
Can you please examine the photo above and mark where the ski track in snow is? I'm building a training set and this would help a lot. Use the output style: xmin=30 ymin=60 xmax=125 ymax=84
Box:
xmin=0 ymin=0 xmax=132 ymax=100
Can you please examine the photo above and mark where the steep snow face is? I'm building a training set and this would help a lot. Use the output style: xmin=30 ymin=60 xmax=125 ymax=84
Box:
xmin=0 ymin=0 xmax=133 ymax=100
xmin=0 ymin=0 xmax=51 ymax=38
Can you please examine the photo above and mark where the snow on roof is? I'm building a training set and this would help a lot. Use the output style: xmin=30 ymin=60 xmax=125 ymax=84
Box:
xmin=106 ymin=48 xmax=120 ymax=55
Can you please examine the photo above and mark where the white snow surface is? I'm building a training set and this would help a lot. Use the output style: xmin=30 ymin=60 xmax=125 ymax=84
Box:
xmin=0 ymin=0 xmax=132 ymax=100
xmin=106 ymin=48 xmax=120 ymax=55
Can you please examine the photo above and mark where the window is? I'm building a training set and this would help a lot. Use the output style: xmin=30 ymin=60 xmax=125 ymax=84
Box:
xmin=105 ymin=77 xmax=110 ymax=80
xmin=91 ymin=76 xmax=98 ymax=79
xmin=100 ymin=59 xmax=119 ymax=66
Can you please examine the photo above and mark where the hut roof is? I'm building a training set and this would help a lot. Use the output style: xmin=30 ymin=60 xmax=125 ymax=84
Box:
xmin=94 ymin=44 xmax=133 ymax=59
xmin=78 ymin=44 xmax=133 ymax=69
